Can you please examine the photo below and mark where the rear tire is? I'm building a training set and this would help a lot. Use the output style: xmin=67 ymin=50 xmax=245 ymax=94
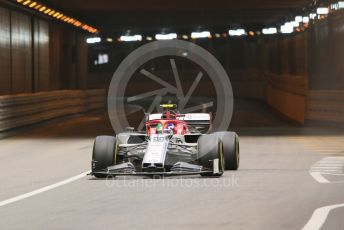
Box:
xmin=92 ymin=136 xmax=117 ymax=178
xmin=197 ymin=134 xmax=224 ymax=177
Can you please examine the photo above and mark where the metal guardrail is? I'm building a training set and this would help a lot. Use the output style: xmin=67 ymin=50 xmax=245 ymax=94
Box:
xmin=0 ymin=89 xmax=106 ymax=132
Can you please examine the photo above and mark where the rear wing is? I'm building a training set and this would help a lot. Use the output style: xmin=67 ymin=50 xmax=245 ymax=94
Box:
xmin=148 ymin=113 xmax=212 ymax=133
xmin=178 ymin=113 xmax=211 ymax=123
xmin=180 ymin=113 xmax=212 ymax=133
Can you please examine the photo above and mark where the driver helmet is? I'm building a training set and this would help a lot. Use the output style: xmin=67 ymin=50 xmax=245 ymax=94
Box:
xmin=167 ymin=123 xmax=174 ymax=130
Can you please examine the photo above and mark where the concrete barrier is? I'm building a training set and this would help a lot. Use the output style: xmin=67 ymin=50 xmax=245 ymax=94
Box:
xmin=307 ymin=90 xmax=344 ymax=124
xmin=265 ymin=73 xmax=307 ymax=124
xmin=0 ymin=89 xmax=106 ymax=132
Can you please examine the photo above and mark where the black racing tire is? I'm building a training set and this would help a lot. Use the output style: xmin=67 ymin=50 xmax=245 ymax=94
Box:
xmin=212 ymin=132 xmax=239 ymax=170
xmin=197 ymin=134 xmax=224 ymax=177
xmin=92 ymin=135 xmax=117 ymax=178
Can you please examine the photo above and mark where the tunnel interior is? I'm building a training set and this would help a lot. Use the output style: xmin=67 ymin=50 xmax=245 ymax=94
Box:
xmin=0 ymin=0 xmax=344 ymax=134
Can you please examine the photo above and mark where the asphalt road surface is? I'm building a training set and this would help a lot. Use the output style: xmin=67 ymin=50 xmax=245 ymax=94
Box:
xmin=0 ymin=104 xmax=344 ymax=230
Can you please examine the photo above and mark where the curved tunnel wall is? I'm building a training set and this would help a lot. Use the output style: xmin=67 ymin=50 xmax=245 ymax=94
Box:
xmin=266 ymin=11 xmax=344 ymax=125
xmin=0 ymin=5 xmax=88 ymax=96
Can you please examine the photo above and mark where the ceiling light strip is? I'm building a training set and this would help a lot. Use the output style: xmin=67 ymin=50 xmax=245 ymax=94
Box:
xmin=15 ymin=0 xmax=98 ymax=34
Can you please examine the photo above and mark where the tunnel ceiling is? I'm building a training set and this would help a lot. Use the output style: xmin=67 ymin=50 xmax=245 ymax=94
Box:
xmin=46 ymin=0 xmax=313 ymax=33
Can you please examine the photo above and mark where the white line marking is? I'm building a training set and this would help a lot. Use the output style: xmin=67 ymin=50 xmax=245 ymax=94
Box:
xmin=320 ymin=172 xmax=344 ymax=176
xmin=313 ymin=168 xmax=343 ymax=170
xmin=0 ymin=171 xmax=90 ymax=207
xmin=310 ymin=172 xmax=330 ymax=183
xmin=317 ymin=161 xmax=344 ymax=163
xmin=302 ymin=203 xmax=344 ymax=230
xmin=312 ymin=166 xmax=343 ymax=168
xmin=313 ymin=170 xmax=342 ymax=172
xmin=309 ymin=157 xmax=344 ymax=183
xmin=312 ymin=169 xmax=343 ymax=171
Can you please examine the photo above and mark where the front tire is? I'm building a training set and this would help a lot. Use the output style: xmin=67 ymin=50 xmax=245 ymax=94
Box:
xmin=216 ymin=132 xmax=239 ymax=170
xmin=92 ymin=136 xmax=117 ymax=178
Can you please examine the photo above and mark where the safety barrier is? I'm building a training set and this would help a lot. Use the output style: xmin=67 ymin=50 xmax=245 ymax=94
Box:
xmin=265 ymin=73 xmax=308 ymax=124
xmin=0 ymin=89 xmax=106 ymax=132
xmin=307 ymin=90 xmax=344 ymax=124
